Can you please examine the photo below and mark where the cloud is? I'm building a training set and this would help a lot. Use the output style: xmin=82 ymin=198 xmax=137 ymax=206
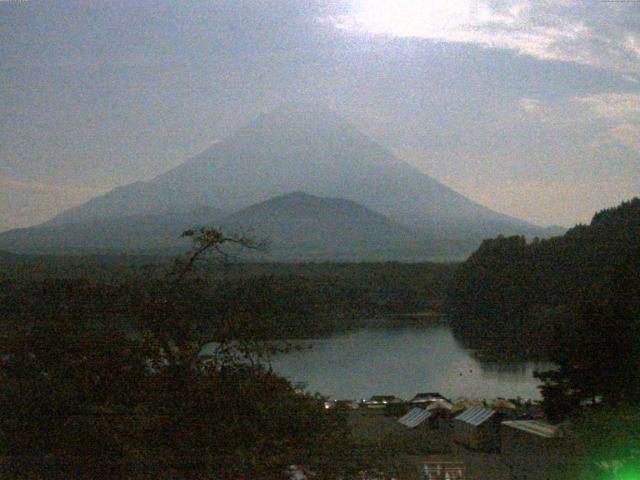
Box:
xmin=573 ymin=93 xmax=640 ymax=120
xmin=330 ymin=0 xmax=640 ymax=72
xmin=515 ymin=93 xmax=640 ymax=155
xmin=442 ymin=174 xmax=638 ymax=228
xmin=0 ymin=0 xmax=637 ymax=230
xmin=514 ymin=94 xmax=640 ymax=129
xmin=571 ymin=94 xmax=640 ymax=154
xmin=519 ymin=97 xmax=543 ymax=114
xmin=609 ymin=123 xmax=640 ymax=154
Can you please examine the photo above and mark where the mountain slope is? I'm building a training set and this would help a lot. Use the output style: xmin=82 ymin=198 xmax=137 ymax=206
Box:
xmin=0 ymin=249 xmax=20 ymax=261
xmin=0 ymin=193 xmax=444 ymax=260
xmin=47 ymin=104 xmax=537 ymax=240
xmin=448 ymin=197 xmax=640 ymax=359
xmin=219 ymin=192 xmax=436 ymax=261
xmin=3 ymin=104 xmax=558 ymax=259
xmin=47 ymin=181 xmax=208 ymax=227
xmin=0 ymin=207 xmax=225 ymax=255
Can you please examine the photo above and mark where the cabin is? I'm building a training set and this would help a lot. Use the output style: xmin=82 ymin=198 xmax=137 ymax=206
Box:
xmin=336 ymin=399 xmax=360 ymax=410
xmin=398 ymin=401 xmax=454 ymax=430
xmin=425 ymin=400 xmax=454 ymax=429
xmin=366 ymin=395 xmax=403 ymax=408
xmin=452 ymin=406 xmax=501 ymax=451
xmin=409 ymin=392 xmax=450 ymax=406
xmin=491 ymin=398 xmax=518 ymax=414
xmin=398 ymin=407 xmax=433 ymax=429
xmin=423 ymin=458 xmax=465 ymax=480
xmin=500 ymin=420 xmax=565 ymax=479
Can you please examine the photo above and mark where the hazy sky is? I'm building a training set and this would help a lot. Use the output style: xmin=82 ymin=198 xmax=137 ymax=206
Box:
xmin=1 ymin=0 xmax=638 ymax=230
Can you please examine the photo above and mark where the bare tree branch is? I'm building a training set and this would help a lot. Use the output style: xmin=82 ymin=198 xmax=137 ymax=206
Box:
xmin=170 ymin=227 xmax=267 ymax=285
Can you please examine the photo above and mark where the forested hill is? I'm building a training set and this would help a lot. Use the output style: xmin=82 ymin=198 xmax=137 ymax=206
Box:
xmin=0 ymin=250 xmax=18 ymax=260
xmin=0 ymin=260 xmax=457 ymax=340
xmin=447 ymin=198 xmax=640 ymax=360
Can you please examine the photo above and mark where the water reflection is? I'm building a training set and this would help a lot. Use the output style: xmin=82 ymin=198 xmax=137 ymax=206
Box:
xmin=270 ymin=325 xmax=554 ymax=401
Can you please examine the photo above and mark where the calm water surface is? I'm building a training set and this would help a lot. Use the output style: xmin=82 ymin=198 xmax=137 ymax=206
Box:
xmin=270 ymin=324 xmax=553 ymax=401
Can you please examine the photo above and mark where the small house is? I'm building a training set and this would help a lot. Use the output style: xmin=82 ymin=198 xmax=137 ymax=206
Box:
xmin=453 ymin=406 xmax=501 ymax=451
xmin=423 ymin=458 xmax=465 ymax=480
xmin=398 ymin=407 xmax=433 ymax=429
xmin=336 ymin=399 xmax=360 ymax=410
xmin=491 ymin=398 xmax=518 ymax=414
xmin=371 ymin=395 xmax=403 ymax=404
xmin=366 ymin=395 xmax=403 ymax=408
xmin=501 ymin=420 xmax=565 ymax=479
xmin=451 ymin=399 xmax=484 ymax=414
xmin=426 ymin=399 xmax=454 ymax=413
xmin=409 ymin=392 xmax=450 ymax=406
xmin=425 ymin=400 xmax=455 ymax=429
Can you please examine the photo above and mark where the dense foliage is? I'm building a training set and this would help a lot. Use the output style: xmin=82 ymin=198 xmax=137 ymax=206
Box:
xmin=0 ymin=229 xmax=398 ymax=479
xmin=447 ymin=198 xmax=640 ymax=361
xmin=1 ymin=261 xmax=456 ymax=340
xmin=554 ymin=406 xmax=640 ymax=480
xmin=448 ymin=198 xmax=640 ymax=424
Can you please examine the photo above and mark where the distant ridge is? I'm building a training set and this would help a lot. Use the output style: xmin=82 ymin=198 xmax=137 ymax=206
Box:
xmin=46 ymin=181 xmax=208 ymax=227
xmin=0 ymin=207 xmax=225 ymax=255
xmin=219 ymin=192 xmax=436 ymax=261
xmin=448 ymin=197 xmax=640 ymax=359
xmin=0 ymin=249 xmax=20 ymax=260
xmin=2 ymin=104 xmax=556 ymax=259
xmin=0 ymin=193 xmax=442 ymax=260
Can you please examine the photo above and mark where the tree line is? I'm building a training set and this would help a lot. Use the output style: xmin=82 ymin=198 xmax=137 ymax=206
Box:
xmin=0 ymin=228 xmax=452 ymax=479
xmin=1 ymin=261 xmax=456 ymax=342
xmin=447 ymin=198 xmax=639 ymax=362
xmin=448 ymin=198 xmax=640 ymax=478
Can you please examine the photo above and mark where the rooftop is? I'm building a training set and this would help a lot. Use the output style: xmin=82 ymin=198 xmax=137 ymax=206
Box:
xmin=370 ymin=395 xmax=403 ymax=403
xmin=411 ymin=392 xmax=449 ymax=401
xmin=454 ymin=406 xmax=496 ymax=426
xmin=501 ymin=420 xmax=559 ymax=438
xmin=398 ymin=407 xmax=433 ymax=428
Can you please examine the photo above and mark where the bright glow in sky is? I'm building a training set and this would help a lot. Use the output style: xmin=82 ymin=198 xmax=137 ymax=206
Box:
xmin=333 ymin=0 xmax=637 ymax=71
xmin=340 ymin=0 xmax=493 ymax=39
xmin=0 ymin=0 xmax=638 ymax=230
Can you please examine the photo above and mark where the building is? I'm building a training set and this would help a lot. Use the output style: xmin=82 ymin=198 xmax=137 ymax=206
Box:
xmin=398 ymin=402 xmax=455 ymax=430
xmin=500 ymin=420 xmax=565 ymax=479
xmin=426 ymin=400 xmax=455 ymax=429
xmin=336 ymin=399 xmax=360 ymax=410
xmin=409 ymin=392 xmax=450 ymax=406
xmin=423 ymin=459 xmax=465 ymax=480
xmin=366 ymin=395 xmax=403 ymax=407
xmin=398 ymin=407 xmax=433 ymax=429
xmin=426 ymin=399 xmax=454 ymax=413
xmin=453 ymin=406 xmax=501 ymax=451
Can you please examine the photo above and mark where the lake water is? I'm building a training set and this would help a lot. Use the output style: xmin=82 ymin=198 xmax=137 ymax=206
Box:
xmin=270 ymin=323 xmax=553 ymax=401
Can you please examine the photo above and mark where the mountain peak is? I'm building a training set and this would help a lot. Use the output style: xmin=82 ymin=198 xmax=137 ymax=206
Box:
xmin=244 ymin=103 xmax=353 ymax=135
xmin=264 ymin=102 xmax=341 ymax=118
xmin=21 ymin=104 xmax=546 ymax=259
xmin=241 ymin=191 xmax=367 ymax=214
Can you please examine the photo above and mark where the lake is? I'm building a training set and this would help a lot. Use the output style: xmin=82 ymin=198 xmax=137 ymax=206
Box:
xmin=270 ymin=323 xmax=553 ymax=401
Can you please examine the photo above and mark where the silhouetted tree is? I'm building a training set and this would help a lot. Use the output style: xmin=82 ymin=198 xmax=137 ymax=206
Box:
xmin=448 ymin=198 xmax=640 ymax=361
xmin=536 ymin=245 xmax=640 ymax=421
xmin=0 ymin=227 xmax=357 ymax=479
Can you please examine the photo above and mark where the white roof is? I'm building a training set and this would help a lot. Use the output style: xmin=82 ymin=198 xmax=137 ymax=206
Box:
xmin=398 ymin=407 xmax=433 ymax=428
xmin=501 ymin=420 xmax=559 ymax=438
xmin=454 ymin=406 xmax=495 ymax=426
xmin=426 ymin=399 xmax=454 ymax=411
xmin=411 ymin=392 xmax=447 ymax=402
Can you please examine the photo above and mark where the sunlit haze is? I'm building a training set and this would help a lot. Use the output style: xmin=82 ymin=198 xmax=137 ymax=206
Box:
xmin=0 ymin=0 xmax=638 ymax=230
